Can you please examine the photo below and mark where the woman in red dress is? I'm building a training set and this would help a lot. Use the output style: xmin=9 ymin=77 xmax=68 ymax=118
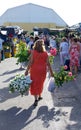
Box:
xmin=25 ymin=39 xmax=54 ymax=106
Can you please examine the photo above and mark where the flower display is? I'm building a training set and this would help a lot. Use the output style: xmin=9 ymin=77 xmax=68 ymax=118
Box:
xmin=54 ymin=65 xmax=75 ymax=87
xmin=9 ymin=74 xmax=32 ymax=96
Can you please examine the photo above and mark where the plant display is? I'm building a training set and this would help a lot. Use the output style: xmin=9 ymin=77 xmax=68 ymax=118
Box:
xmin=3 ymin=41 xmax=11 ymax=51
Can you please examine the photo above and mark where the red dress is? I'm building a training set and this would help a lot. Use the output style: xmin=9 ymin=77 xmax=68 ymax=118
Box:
xmin=30 ymin=50 xmax=48 ymax=95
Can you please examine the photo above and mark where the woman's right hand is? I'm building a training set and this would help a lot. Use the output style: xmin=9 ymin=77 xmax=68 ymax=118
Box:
xmin=25 ymin=70 xmax=28 ymax=76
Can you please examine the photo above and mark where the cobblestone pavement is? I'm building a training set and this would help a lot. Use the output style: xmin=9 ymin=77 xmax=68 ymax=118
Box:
xmin=0 ymin=55 xmax=81 ymax=130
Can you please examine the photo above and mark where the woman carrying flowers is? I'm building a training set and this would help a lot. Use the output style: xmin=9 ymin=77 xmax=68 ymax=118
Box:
xmin=25 ymin=39 xmax=54 ymax=107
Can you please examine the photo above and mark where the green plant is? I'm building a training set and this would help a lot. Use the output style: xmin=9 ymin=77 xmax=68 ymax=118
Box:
xmin=15 ymin=40 xmax=30 ymax=64
xmin=49 ymin=55 xmax=54 ymax=64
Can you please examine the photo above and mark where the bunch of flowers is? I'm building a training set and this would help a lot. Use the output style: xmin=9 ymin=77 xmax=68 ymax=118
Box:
xmin=48 ymin=48 xmax=57 ymax=64
xmin=54 ymin=65 xmax=75 ymax=87
xmin=9 ymin=74 xmax=32 ymax=96
xmin=15 ymin=40 xmax=31 ymax=64
xmin=50 ymin=48 xmax=57 ymax=56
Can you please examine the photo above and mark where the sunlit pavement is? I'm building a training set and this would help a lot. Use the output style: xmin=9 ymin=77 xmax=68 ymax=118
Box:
xmin=0 ymin=56 xmax=81 ymax=130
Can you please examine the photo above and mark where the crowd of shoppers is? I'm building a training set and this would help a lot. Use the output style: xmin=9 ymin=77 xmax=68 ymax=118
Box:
xmin=1 ymin=30 xmax=81 ymax=107
xmin=59 ymin=36 xmax=81 ymax=76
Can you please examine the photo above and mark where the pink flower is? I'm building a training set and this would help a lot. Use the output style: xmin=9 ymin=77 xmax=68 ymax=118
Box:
xmin=50 ymin=48 xmax=57 ymax=56
xmin=64 ymin=65 xmax=68 ymax=70
xmin=68 ymin=72 xmax=72 ymax=76
xmin=74 ymin=78 xmax=76 ymax=81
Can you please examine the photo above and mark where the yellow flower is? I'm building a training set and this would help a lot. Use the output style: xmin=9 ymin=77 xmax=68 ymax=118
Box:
xmin=59 ymin=77 xmax=62 ymax=80
xmin=16 ymin=44 xmax=19 ymax=47
xmin=64 ymin=77 xmax=66 ymax=80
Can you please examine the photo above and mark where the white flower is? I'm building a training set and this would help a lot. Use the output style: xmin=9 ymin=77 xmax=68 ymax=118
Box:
xmin=9 ymin=74 xmax=32 ymax=96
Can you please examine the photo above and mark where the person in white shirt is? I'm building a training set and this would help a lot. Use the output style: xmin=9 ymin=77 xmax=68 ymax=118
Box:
xmin=49 ymin=35 xmax=57 ymax=49
xmin=60 ymin=37 xmax=69 ymax=66
xmin=27 ymin=36 xmax=34 ymax=50
xmin=0 ymin=37 xmax=4 ymax=63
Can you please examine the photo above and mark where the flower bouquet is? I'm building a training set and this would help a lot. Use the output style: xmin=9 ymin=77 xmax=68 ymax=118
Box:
xmin=9 ymin=74 xmax=32 ymax=96
xmin=50 ymin=48 xmax=57 ymax=56
xmin=54 ymin=65 xmax=75 ymax=87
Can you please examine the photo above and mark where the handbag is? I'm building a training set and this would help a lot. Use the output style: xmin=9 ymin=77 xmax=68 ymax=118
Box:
xmin=47 ymin=77 xmax=56 ymax=92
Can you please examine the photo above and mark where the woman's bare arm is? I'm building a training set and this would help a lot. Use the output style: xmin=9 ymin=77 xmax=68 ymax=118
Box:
xmin=47 ymin=57 xmax=54 ymax=77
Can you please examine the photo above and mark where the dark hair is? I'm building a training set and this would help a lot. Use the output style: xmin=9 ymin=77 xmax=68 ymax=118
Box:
xmin=73 ymin=37 xmax=77 ymax=42
xmin=34 ymin=36 xmax=39 ymax=42
xmin=62 ymin=37 xmax=67 ymax=42
xmin=30 ymin=36 xmax=34 ymax=40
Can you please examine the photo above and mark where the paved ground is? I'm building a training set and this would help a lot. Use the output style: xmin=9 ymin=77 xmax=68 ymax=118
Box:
xmin=0 ymin=55 xmax=81 ymax=130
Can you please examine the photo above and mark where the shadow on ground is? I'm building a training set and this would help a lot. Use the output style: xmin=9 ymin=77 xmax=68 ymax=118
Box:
xmin=0 ymin=68 xmax=25 ymax=76
xmin=51 ymin=78 xmax=81 ymax=130
xmin=0 ymin=105 xmax=68 ymax=130
xmin=0 ymin=87 xmax=19 ymax=103
xmin=66 ymin=104 xmax=81 ymax=130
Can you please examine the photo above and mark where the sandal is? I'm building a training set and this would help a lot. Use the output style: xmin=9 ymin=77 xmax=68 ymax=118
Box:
xmin=38 ymin=97 xmax=43 ymax=101
xmin=33 ymin=100 xmax=38 ymax=106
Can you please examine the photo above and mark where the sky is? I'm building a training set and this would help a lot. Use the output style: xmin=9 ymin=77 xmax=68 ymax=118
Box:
xmin=0 ymin=0 xmax=81 ymax=26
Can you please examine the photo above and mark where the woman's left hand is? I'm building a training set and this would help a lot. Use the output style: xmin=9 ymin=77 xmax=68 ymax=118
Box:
xmin=51 ymin=73 xmax=54 ymax=77
xmin=50 ymin=71 xmax=54 ymax=77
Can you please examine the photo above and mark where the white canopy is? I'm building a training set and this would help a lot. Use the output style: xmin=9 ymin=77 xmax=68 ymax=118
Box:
xmin=0 ymin=3 xmax=68 ymax=27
